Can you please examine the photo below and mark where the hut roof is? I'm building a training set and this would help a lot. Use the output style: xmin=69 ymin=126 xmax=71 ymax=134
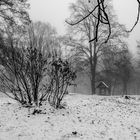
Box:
xmin=96 ymin=81 xmax=109 ymax=88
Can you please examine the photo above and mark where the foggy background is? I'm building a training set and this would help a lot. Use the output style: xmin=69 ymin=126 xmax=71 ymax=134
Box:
xmin=29 ymin=0 xmax=140 ymax=54
xmin=29 ymin=0 xmax=140 ymax=95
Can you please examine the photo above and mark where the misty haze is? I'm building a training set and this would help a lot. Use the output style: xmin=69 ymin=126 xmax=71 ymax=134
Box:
xmin=0 ymin=0 xmax=140 ymax=140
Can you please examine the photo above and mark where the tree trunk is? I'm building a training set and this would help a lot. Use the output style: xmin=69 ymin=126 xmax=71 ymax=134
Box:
xmin=91 ymin=63 xmax=96 ymax=95
xmin=112 ymin=79 xmax=117 ymax=95
xmin=89 ymin=42 xmax=95 ymax=95
xmin=89 ymin=43 xmax=97 ymax=95
xmin=89 ymin=21 xmax=97 ymax=95
xmin=123 ymin=81 xmax=127 ymax=95
xmin=34 ymin=86 xmax=38 ymax=106
xmin=90 ymin=64 xmax=94 ymax=95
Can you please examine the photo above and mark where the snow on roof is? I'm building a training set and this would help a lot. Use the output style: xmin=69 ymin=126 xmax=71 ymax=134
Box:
xmin=97 ymin=81 xmax=109 ymax=88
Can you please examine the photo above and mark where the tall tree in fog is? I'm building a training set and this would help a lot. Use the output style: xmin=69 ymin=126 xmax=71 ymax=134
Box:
xmin=101 ymin=44 xmax=132 ymax=95
xmin=67 ymin=0 xmax=140 ymax=43
xmin=65 ymin=0 xmax=128 ymax=94
xmin=114 ymin=49 xmax=133 ymax=95
xmin=27 ymin=22 xmax=60 ymax=54
xmin=0 ymin=0 xmax=30 ymax=93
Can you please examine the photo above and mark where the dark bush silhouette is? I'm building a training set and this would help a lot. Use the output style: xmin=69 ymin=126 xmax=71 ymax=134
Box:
xmin=42 ymin=57 xmax=76 ymax=109
xmin=0 ymin=34 xmax=76 ymax=109
xmin=0 ymin=35 xmax=47 ymax=106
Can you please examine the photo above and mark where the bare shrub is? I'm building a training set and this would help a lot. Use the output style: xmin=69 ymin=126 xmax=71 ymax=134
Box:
xmin=41 ymin=55 xmax=76 ymax=109
xmin=0 ymin=35 xmax=47 ymax=106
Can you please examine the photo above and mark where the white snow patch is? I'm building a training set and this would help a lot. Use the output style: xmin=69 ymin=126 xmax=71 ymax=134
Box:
xmin=0 ymin=94 xmax=140 ymax=140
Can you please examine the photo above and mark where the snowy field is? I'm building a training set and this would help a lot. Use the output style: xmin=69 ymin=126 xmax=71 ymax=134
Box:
xmin=0 ymin=94 xmax=140 ymax=140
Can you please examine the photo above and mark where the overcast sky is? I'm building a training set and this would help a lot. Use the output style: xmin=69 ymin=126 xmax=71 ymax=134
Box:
xmin=29 ymin=0 xmax=140 ymax=54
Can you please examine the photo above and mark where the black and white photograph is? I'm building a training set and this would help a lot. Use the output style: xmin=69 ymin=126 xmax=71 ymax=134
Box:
xmin=0 ymin=0 xmax=140 ymax=139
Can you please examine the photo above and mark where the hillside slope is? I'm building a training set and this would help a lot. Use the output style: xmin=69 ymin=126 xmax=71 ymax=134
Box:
xmin=0 ymin=94 xmax=140 ymax=140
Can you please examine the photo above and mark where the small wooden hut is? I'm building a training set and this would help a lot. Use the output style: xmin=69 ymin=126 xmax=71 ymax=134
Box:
xmin=96 ymin=81 xmax=109 ymax=95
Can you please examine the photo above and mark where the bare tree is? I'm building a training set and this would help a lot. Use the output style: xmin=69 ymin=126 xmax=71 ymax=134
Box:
xmin=100 ymin=42 xmax=132 ymax=95
xmin=0 ymin=30 xmax=49 ymax=106
xmin=44 ymin=56 xmax=76 ymax=109
xmin=101 ymin=45 xmax=133 ymax=95
xmin=66 ymin=0 xmax=140 ymax=43
xmin=0 ymin=0 xmax=30 ymax=32
xmin=99 ymin=45 xmax=118 ymax=95
xmin=0 ymin=21 xmax=60 ymax=107
xmin=113 ymin=49 xmax=133 ymax=95
xmin=27 ymin=22 xmax=58 ymax=56
xmin=65 ymin=0 xmax=128 ymax=94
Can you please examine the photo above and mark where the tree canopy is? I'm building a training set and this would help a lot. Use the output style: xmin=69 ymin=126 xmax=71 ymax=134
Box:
xmin=0 ymin=0 xmax=30 ymax=33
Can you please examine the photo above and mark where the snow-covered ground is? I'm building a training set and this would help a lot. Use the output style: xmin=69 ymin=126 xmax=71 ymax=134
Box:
xmin=0 ymin=94 xmax=140 ymax=140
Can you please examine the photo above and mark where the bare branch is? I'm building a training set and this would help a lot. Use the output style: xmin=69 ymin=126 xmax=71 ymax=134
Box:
xmin=66 ymin=2 xmax=100 ymax=25
xmin=67 ymin=0 xmax=140 ymax=43
xmin=127 ymin=4 xmax=140 ymax=32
